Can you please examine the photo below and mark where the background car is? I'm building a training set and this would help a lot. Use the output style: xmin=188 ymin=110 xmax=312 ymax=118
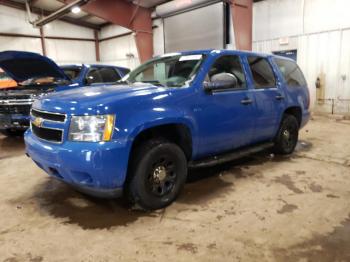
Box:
xmin=0 ymin=51 xmax=130 ymax=136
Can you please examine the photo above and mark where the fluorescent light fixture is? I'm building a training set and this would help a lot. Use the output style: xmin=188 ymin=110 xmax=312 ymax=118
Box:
xmin=71 ymin=6 xmax=81 ymax=14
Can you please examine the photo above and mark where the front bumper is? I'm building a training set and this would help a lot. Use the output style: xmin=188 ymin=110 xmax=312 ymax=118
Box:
xmin=24 ymin=129 xmax=131 ymax=198
xmin=0 ymin=113 xmax=30 ymax=130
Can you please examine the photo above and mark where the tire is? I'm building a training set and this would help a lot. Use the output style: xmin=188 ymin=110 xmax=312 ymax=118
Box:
xmin=0 ymin=129 xmax=25 ymax=137
xmin=273 ymin=114 xmax=299 ymax=155
xmin=126 ymin=139 xmax=188 ymax=210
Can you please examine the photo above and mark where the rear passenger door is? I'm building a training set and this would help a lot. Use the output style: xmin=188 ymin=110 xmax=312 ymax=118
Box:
xmin=246 ymin=56 xmax=286 ymax=143
xmin=85 ymin=66 xmax=122 ymax=85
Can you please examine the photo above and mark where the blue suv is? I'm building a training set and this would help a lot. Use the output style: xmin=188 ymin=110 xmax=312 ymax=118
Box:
xmin=0 ymin=51 xmax=129 ymax=136
xmin=24 ymin=49 xmax=310 ymax=210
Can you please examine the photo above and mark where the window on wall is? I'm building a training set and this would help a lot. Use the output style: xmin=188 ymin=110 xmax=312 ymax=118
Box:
xmin=274 ymin=58 xmax=307 ymax=87
xmin=247 ymin=56 xmax=276 ymax=88
xmin=206 ymin=55 xmax=246 ymax=89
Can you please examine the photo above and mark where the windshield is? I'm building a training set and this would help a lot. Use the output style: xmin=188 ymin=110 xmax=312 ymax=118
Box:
xmin=124 ymin=54 xmax=205 ymax=87
xmin=61 ymin=66 xmax=82 ymax=81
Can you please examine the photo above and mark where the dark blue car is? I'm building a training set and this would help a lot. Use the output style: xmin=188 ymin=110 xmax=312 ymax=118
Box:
xmin=24 ymin=49 xmax=310 ymax=210
xmin=0 ymin=51 xmax=129 ymax=136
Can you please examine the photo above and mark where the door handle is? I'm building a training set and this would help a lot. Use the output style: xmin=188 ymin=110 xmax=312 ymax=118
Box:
xmin=275 ymin=94 xmax=285 ymax=100
xmin=241 ymin=98 xmax=253 ymax=105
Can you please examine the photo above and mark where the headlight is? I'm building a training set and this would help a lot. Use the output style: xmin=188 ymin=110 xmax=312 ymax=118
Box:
xmin=69 ymin=115 xmax=115 ymax=142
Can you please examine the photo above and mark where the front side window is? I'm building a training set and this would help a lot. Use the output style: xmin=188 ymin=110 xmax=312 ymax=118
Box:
xmin=61 ymin=67 xmax=82 ymax=81
xmin=248 ymin=56 xmax=276 ymax=88
xmin=274 ymin=58 xmax=307 ymax=86
xmin=86 ymin=67 xmax=121 ymax=84
xmin=125 ymin=54 xmax=205 ymax=87
xmin=205 ymin=55 xmax=246 ymax=89
xmin=86 ymin=68 xmax=103 ymax=84
xmin=99 ymin=67 xmax=121 ymax=82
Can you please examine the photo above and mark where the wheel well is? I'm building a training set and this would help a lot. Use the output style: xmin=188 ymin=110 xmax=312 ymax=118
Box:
xmin=130 ymin=124 xmax=193 ymax=160
xmin=284 ymin=107 xmax=302 ymax=126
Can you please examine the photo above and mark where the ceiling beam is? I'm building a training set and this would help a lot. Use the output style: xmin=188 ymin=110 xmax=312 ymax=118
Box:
xmin=0 ymin=0 xmax=101 ymax=30
xmin=65 ymin=0 xmax=154 ymax=62
xmin=79 ymin=13 xmax=93 ymax=21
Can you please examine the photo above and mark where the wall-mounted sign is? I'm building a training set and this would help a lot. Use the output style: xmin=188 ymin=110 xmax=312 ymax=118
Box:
xmin=279 ymin=37 xmax=289 ymax=45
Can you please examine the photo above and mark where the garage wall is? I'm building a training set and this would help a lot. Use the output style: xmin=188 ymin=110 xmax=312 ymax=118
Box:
xmin=0 ymin=5 xmax=42 ymax=54
xmin=0 ymin=5 xmax=96 ymax=65
xmin=253 ymin=0 xmax=350 ymax=114
xmin=98 ymin=25 xmax=139 ymax=69
xmin=43 ymin=21 xmax=96 ymax=64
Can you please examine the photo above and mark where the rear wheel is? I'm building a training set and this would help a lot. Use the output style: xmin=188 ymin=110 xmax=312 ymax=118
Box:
xmin=273 ymin=114 xmax=299 ymax=155
xmin=0 ymin=129 xmax=25 ymax=137
xmin=127 ymin=139 xmax=188 ymax=210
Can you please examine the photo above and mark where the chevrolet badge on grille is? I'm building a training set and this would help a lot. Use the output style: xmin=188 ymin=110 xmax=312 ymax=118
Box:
xmin=32 ymin=117 xmax=44 ymax=128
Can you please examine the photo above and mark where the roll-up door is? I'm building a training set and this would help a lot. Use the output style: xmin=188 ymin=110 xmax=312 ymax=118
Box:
xmin=163 ymin=2 xmax=225 ymax=53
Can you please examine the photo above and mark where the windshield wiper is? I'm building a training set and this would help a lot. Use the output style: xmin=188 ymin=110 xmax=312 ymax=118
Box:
xmin=116 ymin=79 xmax=131 ymax=85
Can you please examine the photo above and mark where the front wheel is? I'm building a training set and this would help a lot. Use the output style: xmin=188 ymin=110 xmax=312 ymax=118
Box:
xmin=273 ymin=114 xmax=299 ymax=155
xmin=126 ymin=139 xmax=188 ymax=210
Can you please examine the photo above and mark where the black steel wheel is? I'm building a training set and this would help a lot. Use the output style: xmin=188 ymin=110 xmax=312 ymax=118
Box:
xmin=127 ymin=139 xmax=187 ymax=210
xmin=273 ymin=114 xmax=299 ymax=155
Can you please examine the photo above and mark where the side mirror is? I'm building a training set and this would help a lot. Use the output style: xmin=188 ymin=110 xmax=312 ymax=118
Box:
xmin=203 ymin=73 xmax=238 ymax=92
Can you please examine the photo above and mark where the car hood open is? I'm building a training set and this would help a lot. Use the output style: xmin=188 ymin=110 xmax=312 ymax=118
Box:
xmin=0 ymin=51 xmax=70 ymax=82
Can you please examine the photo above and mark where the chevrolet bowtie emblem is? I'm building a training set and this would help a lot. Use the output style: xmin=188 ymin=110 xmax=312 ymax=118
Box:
xmin=32 ymin=117 xmax=44 ymax=128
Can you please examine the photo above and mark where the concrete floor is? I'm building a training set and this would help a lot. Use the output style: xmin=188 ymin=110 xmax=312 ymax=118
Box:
xmin=0 ymin=115 xmax=350 ymax=262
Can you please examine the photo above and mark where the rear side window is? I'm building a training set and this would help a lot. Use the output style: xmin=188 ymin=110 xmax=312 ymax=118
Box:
xmin=247 ymin=56 xmax=276 ymax=88
xmin=274 ymin=58 xmax=307 ymax=86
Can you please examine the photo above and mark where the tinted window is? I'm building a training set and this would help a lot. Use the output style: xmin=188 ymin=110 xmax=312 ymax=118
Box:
xmin=118 ymin=68 xmax=130 ymax=76
xmin=206 ymin=55 xmax=246 ymax=89
xmin=86 ymin=67 xmax=121 ymax=84
xmin=62 ymin=67 xmax=82 ymax=81
xmin=99 ymin=67 xmax=121 ymax=82
xmin=274 ymin=58 xmax=306 ymax=86
xmin=248 ymin=56 xmax=276 ymax=88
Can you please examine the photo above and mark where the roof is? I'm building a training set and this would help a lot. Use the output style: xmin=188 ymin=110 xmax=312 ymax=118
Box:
xmin=60 ymin=64 xmax=130 ymax=70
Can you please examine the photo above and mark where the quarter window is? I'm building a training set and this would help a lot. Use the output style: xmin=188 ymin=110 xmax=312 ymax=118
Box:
xmin=248 ymin=56 xmax=276 ymax=88
xmin=206 ymin=55 xmax=246 ymax=89
xmin=274 ymin=58 xmax=306 ymax=86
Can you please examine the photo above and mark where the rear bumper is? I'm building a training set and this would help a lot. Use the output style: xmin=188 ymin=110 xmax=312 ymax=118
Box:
xmin=24 ymin=129 xmax=131 ymax=198
xmin=300 ymin=110 xmax=311 ymax=129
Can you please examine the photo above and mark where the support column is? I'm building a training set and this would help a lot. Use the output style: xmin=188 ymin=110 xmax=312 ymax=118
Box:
xmin=230 ymin=0 xmax=253 ymax=51
xmin=39 ymin=27 xmax=47 ymax=56
xmin=67 ymin=0 xmax=154 ymax=63
xmin=94 ymin=30 xmax=100 ymax=62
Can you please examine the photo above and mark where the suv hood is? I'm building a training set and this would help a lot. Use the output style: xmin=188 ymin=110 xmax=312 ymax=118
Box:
xmin=35 ymin=83 xmax=170 ymax=113
xmin=0 ymin=51 xmax=69 ymax=82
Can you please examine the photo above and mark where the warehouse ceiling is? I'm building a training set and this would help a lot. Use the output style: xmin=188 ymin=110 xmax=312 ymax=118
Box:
xmin=0 ymin=0 xmax=261 ymax=30
xmin=0 ymin=0 xmax=170 ymax=29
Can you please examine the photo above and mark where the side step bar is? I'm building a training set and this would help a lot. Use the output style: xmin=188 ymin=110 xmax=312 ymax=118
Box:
xmin=188 ymin=142 xmax=274 ymax=168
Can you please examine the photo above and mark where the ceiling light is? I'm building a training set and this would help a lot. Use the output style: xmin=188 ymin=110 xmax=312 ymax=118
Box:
xmin=71 ymin=6 xmax=81 ymax=14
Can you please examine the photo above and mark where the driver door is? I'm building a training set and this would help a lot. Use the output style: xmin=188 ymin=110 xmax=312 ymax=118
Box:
xmin=195 ymin=55 xmax=256 ymax=157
